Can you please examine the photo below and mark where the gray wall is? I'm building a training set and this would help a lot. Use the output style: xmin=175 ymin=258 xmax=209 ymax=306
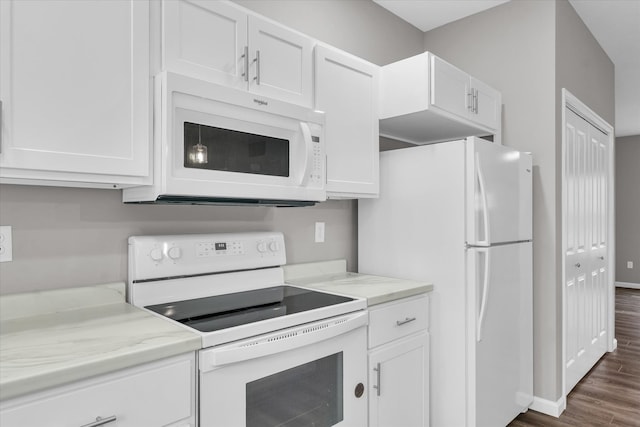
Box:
xmin=615 ymin=135 xmax=640 ymax=284
xmin=0 ymin=0 xmax=424 ymax=295
xmin=422 ymin=0 xmax=614 ymax=403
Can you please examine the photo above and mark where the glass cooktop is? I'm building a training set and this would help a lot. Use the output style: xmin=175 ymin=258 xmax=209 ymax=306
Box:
xmin=145 ymin=285 xmax=354 ymax=333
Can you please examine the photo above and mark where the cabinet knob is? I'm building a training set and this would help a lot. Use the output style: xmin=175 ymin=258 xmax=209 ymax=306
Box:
xmin=575 ymin=263 xmax=581 ymax=268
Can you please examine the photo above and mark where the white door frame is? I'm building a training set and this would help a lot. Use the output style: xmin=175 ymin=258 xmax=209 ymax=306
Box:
xmin=561 ymin=88 xmax=616 ymax=400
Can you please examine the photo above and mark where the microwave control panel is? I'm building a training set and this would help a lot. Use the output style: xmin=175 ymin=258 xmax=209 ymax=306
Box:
xmin=310 ymin=135 xmax=323 ymax=186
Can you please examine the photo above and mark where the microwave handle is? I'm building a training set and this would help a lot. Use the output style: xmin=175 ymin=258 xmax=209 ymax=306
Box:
xmin=298 ymin=122 xmax=313 ymax=186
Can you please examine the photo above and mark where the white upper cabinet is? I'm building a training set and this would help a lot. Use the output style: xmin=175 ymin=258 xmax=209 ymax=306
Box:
xmin=163 ymin=0 xmax=313 ymax=108
xmin=380 ymin=52 xmax=501 ymax=145
xmin=0 ymin=0 xmax=151 ymax=188
xmin=470 ymin=76 xmax=501 ymax=130
xmin=431 ymin=55 xmax=471 ymax=121
xmin=315 ymin=45 xmax=379 ymax=198
xmin=163 ymin=0 xmax=248 ymax=91
xmin=247 ymin=15 xmax=313 ymax=106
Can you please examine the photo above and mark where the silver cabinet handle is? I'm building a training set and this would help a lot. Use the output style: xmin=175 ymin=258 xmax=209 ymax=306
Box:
xmin=0 ymin=99 xmax=3 ymax=152
xmin=373 ymin=362 xmax=381 ymax=396
xmin=396 ymin=317 xmax=417 ymax=326
xmin=599 ymin=256 xmax=605 ymax=260
xmin=79 ymin=416 xmax=117 ymax=427
xmin=474 ymin=88 xmax=479 ymax=113
xmin=241 ymin=46 xmax=249 ymax=82
xmin=575 ymin=263 xmax=581 ymax=268
xmin=468 ymin=91 xmax=474 ymax=111
xmin=253 ymin=50 xmax=261 ymax=85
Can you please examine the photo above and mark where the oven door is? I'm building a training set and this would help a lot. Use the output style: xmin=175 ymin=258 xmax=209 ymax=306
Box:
xmin=198 ymin=311 xmax=368 ymax=427
xmin=160 ymin=72 xmax=326 ymax=202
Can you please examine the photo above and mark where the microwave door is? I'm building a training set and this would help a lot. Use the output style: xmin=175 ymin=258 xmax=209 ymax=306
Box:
xmin=166 ymin=107 xmax=324 ymax=202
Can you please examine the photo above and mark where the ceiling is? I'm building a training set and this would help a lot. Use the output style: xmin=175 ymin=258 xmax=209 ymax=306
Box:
xmin=373 ymin=0 xmax=640 ymax=137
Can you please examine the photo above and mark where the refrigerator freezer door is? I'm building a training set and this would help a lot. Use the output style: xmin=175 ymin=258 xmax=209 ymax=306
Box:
xmin=467 ymin=242 xmax=533 ymax=427
xmin=466 ymin=138 xmax=532 ymax=245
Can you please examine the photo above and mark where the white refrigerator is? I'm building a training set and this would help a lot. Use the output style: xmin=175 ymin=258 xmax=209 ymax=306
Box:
xmin=359 ymin=137 xmax=533 ymax=427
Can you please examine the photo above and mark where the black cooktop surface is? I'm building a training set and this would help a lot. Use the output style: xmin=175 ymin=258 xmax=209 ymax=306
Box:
xmin=145 ymin=285 xmax=354 ymax=333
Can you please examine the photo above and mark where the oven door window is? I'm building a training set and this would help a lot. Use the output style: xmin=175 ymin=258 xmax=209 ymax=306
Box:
xmin=183 ymin=122 xmax=290 ymax=177
xmin=246 ymin=353 xmax=343 ymax=427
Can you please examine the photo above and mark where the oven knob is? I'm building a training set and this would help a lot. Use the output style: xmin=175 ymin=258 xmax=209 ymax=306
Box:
xmin=168 ymin=246 xmax=182 ymax=260
xmin=269 ymin=241 xmax=279 ymax=252
xmin=257 ymin=242 xmax=268 ymax=253
xmin=150 ymin=248 xmax=163 ymax=262
xmin=354 ymin=383 xmax=365 ymax=398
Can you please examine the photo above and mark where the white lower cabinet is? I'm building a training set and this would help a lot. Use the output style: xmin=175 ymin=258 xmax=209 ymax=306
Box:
xmin=0 ymin=353 xmax=196 ymax=427
xmin=368 ymin=295 xmax=429 ymax=427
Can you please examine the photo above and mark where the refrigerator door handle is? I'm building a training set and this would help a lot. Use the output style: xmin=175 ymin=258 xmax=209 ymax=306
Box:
xmin=476 ymin=153 xmax=491 ymax=245
xmin=477 ymin=248 xmax=491 ymax=342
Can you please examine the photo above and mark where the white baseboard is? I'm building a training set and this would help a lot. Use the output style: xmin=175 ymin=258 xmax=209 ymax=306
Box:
xmin=615 ymin=281 xmax=640 ymax=289
xmin=529 ymin=395 xmax=566 ymax=418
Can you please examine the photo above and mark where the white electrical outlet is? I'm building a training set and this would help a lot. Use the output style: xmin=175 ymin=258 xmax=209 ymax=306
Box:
xmin=628 ymin=261 xmax=634 ymax=269
xmin=315 ymin=222 xmax=325 ymax=243
xmin=0 ymin=226 xmax=13 ymax=262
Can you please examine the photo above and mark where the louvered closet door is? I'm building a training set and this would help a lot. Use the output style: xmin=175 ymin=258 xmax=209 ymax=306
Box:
xmin=564 ymin=107 xmax=609 ymax=394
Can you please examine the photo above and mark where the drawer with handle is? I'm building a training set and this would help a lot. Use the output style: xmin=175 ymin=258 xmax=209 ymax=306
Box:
xmin=368 ymin=294 xmax=429 ymax=348
xmin=0 ymin=353 xmax=196 ymax=427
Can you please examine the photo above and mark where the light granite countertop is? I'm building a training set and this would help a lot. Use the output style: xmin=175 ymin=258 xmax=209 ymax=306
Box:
xmin=0 ymin=283 xmax=201 ymax=401
xmin=284 ymin=260 xmax=433 ymax=306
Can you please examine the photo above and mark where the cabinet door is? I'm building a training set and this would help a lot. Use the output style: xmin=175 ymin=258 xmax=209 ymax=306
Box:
xmin=315 ymin=45 xmax=379 ymax=198
xmin=430 ymin=55 xmax=470 ymax=121
xmin=0 ymin=353 xmax=196 ymax=427
xmin=247 ymin=15 xmax=313 ymax=107
xmin=369 ymin=332 xmax=429 ymax=427
xmin=470 ymin=77 xmax=501 ymax=130
xmin=0 ymin=0 xmax=150 ymax=186
xmin=163 ymin=0 xmax=248 ymax=90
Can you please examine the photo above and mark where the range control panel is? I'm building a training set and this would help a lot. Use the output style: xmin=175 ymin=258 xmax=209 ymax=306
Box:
xmin=129 ymin=232 xmax=286 ymax=282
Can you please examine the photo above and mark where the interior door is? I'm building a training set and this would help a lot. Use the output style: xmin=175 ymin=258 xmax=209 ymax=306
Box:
xmin=466 ymin=138 xmax=533 ymax=245
xmin=467 ymin=243 xmax=533 ymax=427
xmin=564 ymin=107 xmax=609 ymax=394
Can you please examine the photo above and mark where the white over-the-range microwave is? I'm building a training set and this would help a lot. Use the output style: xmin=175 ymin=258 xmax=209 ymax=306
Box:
xmin=123 ymin=72 xmax=325 ymax=207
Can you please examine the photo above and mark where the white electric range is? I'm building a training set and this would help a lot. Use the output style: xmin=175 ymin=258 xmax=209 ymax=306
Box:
xmin=128 ymin=231 xmax=368 ymax=427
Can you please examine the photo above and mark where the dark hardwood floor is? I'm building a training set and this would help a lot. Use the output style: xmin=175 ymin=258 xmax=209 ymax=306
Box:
xmin=509 ymin=287 xmax=640 ymax=426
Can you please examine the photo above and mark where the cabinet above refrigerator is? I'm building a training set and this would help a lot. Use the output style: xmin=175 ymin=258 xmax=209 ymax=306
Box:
xmin=379 ymin=52 xmax=502 ymax=145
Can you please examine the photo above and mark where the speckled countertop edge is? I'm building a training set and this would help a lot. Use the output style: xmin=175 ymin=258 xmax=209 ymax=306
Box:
xmin=0 ymin=283 xmax=201 ymax=401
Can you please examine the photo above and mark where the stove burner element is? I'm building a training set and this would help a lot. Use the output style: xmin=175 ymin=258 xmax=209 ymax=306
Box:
xmin=145 ymin=285 xmax=354 ymax=333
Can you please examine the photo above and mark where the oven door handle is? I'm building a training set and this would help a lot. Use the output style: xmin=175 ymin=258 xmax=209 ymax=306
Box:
xmin=200 ymin=311 xmax=367 ymax=372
